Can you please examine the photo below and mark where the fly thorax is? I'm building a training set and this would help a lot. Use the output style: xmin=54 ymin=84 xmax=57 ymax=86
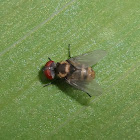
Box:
xmin=56 ymin=61 xmax=70 ymax=78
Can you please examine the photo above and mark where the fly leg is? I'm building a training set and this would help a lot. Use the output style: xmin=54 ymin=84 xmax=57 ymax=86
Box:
xmin=48 ymin=57 xmax=52 ymax=61
xmin=43 ymin=79 xmax=60 ymax=87
xmin=43 ymin=82 xmax=52 ymax=87
xmin=85 ymin=92 xmax=91 ymax=97
xmin=68 ymin=44 xmax=71 ymax=58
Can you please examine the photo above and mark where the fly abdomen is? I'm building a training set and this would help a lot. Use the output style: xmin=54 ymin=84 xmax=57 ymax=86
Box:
xmin=81 ymin=66 xmax=95 ymax=81
xmin=87 ymin=67 xmax=95 ymax=80
xmin=81 ymin=67 xmax=88 ymax=80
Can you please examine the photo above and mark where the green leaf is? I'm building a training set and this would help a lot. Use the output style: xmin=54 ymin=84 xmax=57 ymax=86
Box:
xmin=0 ymin=0 xmax=139 ymax=139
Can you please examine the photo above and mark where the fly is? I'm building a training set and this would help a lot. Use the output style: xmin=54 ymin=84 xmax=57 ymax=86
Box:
xmin=43 ymin=44 xmax=107 ymax=97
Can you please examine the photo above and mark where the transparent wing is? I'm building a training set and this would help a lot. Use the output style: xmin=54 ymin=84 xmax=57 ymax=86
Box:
xmin=65 ymin=77 xmax=103 ymax=97
xmin=69 ymin=50 xmax=107 ymax=67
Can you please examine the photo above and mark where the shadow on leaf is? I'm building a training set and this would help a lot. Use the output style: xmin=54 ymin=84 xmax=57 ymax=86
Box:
xmin=38 ymin=65 xmax=91 ymax=106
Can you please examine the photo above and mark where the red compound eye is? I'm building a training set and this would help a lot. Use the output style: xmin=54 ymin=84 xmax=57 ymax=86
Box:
xmin=44 ymin=61 xmax=54 ymax=80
